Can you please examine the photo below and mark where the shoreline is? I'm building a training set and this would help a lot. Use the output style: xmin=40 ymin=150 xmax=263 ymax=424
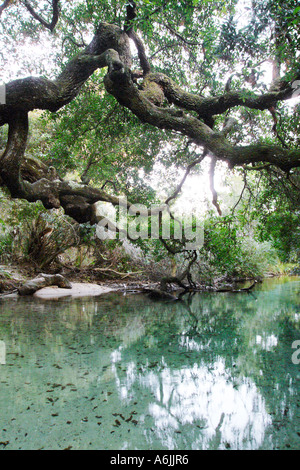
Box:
xmin=33 ymin=282 xmax=114 ymax=299
xmin=1 ymin=263 xmax=299 ymax=300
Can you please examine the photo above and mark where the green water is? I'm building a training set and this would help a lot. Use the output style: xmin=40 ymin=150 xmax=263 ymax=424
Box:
xmin=0 ymin=277 xmax=299 ymax=450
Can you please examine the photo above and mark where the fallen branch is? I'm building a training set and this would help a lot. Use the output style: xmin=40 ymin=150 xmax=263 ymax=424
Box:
xmin=94 ymin=268 xmax=143 ymax=278
xmin=18 ymin=273 xmax=72 ymax=296
xmin=216 ymin=280 xmax=257 ymax=293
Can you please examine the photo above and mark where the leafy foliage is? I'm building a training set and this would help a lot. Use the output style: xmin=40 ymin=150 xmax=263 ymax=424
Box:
xmin=0 ymin=0 xmax=299 ymax=278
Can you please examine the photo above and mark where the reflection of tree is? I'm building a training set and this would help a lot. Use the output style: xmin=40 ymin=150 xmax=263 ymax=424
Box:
xmin=177 ymin=292 xmax=200 ymax=335
xmin=249 ymin=314 xmax=300 ymax=449
xmin=0 ymin=278 xmax=299 ymax=449
xmin=111 ymin=352 xmax=273 ymax=449
xmin=109 ymin=280 xmax=300 ymax=449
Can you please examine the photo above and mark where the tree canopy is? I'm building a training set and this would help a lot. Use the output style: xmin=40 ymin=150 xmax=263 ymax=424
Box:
xmin=0 ymin=0 xmax=299 ymax=272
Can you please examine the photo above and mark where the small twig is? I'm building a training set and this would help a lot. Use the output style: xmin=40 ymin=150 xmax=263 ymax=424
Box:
xmin=149 ymin=44 xmax=177 ymax=60
xmin=62 ymin=36 xmax=86 ymax=50
xmin=165 ymin=149 xmax=207 ymax=205
xmin=232 ymin=179 xmax=246 ymax=213
xmin=164 ymin=22 xmax=200 ymax=46
xmin=209 ymin=156 xmax=222 ymax=216
xmin=101 ymin=180 xmax=119 ymax=192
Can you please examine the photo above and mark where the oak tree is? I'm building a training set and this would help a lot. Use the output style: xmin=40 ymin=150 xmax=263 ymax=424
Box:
xmin=0 ymin=0 xmax=299 ymax=236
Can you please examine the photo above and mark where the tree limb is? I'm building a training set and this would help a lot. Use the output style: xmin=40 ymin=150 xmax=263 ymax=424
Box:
xmin=0 ymin=24 xmax=131 ymax=125
xmin=18 ymin=273 xmax=72 ymax=296
xmin=209 ymin=156 xmax=222 ymax=216
xmin=124 ymin=0 xmax=151 ymax=75
xmin=0 ymin=0 xmax=11 ymax=16
xmin=23 ymin=0 xmax=60 ymax=32
xmin=145 ymin=72 xmax=296 ymax=119
xmin=0 ymin=16 xmax=299 ymax=231
xmin=104 ymin=67 xmax=300 ymax=171
xmin=165 ymin=150 xmax=206 ymax=206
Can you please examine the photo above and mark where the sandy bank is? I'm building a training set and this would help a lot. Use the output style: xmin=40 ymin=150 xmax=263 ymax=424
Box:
xmin=33 ymin=282 xmax=114 ymax=299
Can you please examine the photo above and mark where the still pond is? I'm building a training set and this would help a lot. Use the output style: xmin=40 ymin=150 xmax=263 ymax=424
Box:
xmin=0 ymin=277 xmax=299 ymax=450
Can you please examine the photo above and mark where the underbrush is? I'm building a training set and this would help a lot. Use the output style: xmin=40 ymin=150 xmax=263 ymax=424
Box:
xmin=0 ymin=189 xmax=297 ymax=285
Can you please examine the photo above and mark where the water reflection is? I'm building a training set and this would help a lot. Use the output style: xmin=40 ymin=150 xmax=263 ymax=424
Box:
xmin=0 ymin=277 xmax=299 ymax=450
xmin=112 ymin=356 xmax=272 ymax=450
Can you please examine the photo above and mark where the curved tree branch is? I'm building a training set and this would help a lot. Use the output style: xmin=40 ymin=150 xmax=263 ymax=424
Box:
xmin=0 ymin=24 xmax=134 ymax=223
xmin=165 ymin=149 xmax=207 ymax=206
xmin=0 ymin=111 xmax=128 ymax=221
xmin=104 ymin=67 xmax=300 ymax=171
xmin=124 ymin=0 xmax=151 ymax=75
xmin=0 ymin=0 xmax=11 ymax=16
xmin=0 ymin=12 xmax=299 ymax=231
xmin=144 ymin=72 xmax=296 ymax=119
xmin=0 ymin=23 xmax=131 ymax=126
xmin=23 ymin=0 xmax=60 ymax=32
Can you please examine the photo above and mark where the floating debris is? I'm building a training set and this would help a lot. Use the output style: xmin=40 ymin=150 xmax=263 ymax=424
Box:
xmin=0 ymin=441 xmax=9 ymax=448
